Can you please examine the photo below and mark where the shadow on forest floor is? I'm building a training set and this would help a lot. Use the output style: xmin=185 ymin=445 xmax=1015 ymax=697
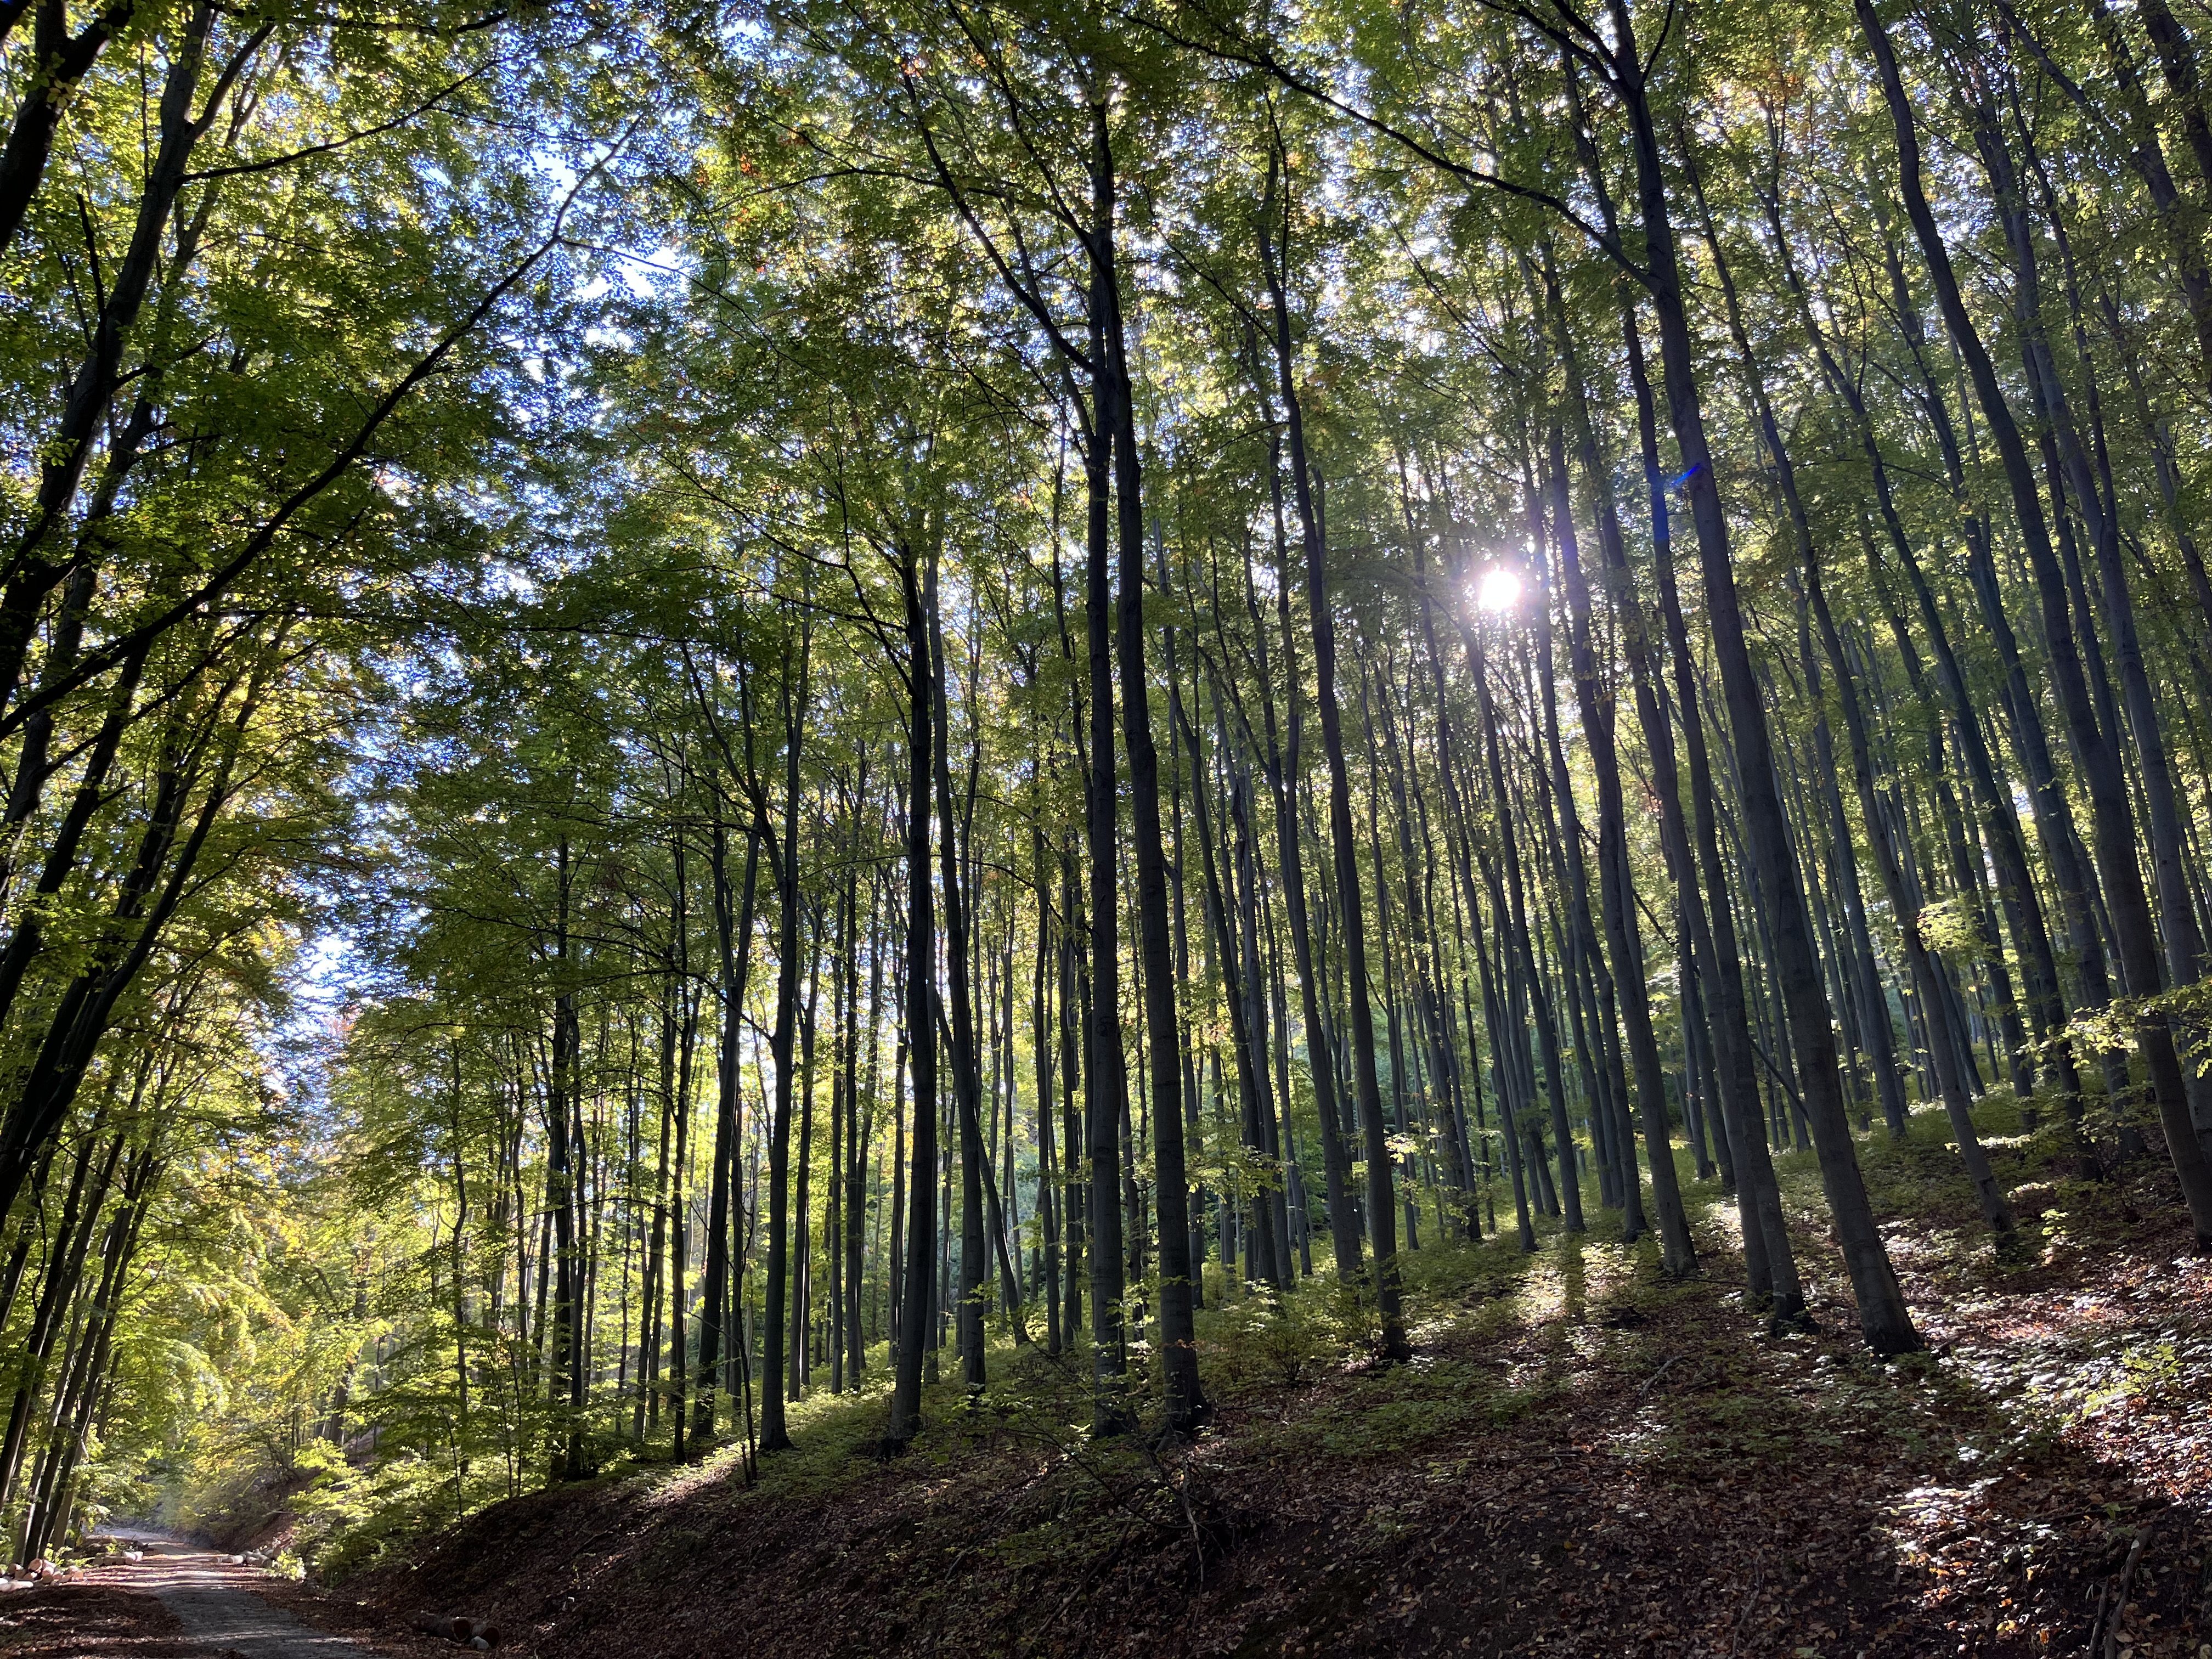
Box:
xmin=263 ymin=1103 xmax=2212 ymax=1658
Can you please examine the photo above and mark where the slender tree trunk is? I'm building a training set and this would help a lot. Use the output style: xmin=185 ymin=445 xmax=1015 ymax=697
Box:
xmin=691 ymin=822 xmax=759 ymax=1449
xmin=1260 ymin=168 xmax=1409 ymax=1360
xmin=1091 ymin=133 xmax=1205 ymax=1425
xmin=759 ymin=616 xmax=813 ymax=1450
xmin=1600 ymin=11 xmax=1917 ymax=1351
xmin=888 ymin=555 xmax=936 ymax=1451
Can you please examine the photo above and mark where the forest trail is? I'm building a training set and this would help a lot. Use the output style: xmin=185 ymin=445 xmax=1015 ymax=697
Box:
xmin=74 ymin=1541 xmax=371 ymax=1658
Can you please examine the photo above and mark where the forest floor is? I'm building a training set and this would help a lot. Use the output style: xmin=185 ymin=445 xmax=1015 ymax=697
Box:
xmin=0 ymin=1580 xmax=189 ymax=1657
xmin=46 ymin=1103 xmax=2212 ymax=1659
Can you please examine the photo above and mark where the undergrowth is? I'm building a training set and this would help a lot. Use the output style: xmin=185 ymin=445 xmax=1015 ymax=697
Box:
xmin=272 ymin=1094 xmax=2185 ymax=1593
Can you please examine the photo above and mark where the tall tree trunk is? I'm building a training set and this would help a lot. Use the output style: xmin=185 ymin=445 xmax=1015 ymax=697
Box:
xmin=1539 ymin=425 xmax=1692 ymax=1271
xmin=887 ymin=554 xmax=937 ymax=1451
xmin=1598 ymin=9 xmax=1917 ymax=1352
xmin=690 ymin=822 xmax=759 ymax=1448
xmin=758 ymin=614 xmax=813 ymax=1451
xmin=1260 ymin=165 xmax=1409 ymax=1361
xmin=1092 ymin=119 xmax=1205 ymax=1427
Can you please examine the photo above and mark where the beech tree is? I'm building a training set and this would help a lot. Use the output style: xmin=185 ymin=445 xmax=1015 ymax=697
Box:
xmin=9 ymin=0 xmax=2212 ymax=1569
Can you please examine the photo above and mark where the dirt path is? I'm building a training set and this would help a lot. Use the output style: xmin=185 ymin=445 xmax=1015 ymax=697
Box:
xmin=78 ymin=1539 xmax=370 ymax=1658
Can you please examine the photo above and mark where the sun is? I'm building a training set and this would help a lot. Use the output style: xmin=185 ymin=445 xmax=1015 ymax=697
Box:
xmin=1477 ymin=567 xmax=1522 ymax=612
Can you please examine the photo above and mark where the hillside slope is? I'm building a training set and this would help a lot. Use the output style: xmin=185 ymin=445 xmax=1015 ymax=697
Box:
xmin=284 ymin=1121 xmax=2212 ymax=1659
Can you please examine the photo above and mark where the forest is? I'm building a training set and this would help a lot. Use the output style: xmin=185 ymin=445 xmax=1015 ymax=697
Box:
xmin=2 ymin=0 xmax=2211 ymax=1653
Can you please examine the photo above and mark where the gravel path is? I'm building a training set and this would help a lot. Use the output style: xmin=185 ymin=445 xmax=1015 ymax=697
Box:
xmin=89 ymin=1538 xmax=369 ymax=1658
